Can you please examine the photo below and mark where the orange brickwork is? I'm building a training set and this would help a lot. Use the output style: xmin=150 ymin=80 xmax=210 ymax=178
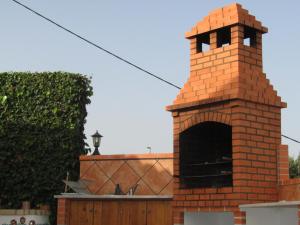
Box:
xmin=167 ymin=3 xmax=286 ymax=225
xmin=57 ymin=198 xmax=70 ymax=225
xmin=185 ymin=3 xmax=267 ymax=38
xmin=279 ymin=178 xmax=300 ymax=201
xmin=278 ymin=144 xmax=289 ymax=181
xmin=171 ymin=3 xmax=285 ymax=108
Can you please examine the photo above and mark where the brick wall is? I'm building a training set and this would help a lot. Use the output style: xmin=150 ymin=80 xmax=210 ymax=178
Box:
xmin=279 ymin=178 xmax=300 ymax=201
xmin=57 ymin=198 xmax=70 ymax=225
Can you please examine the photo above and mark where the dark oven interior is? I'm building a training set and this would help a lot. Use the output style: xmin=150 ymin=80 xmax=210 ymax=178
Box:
xmin=179 ymin=121 xmax=232 ymax=188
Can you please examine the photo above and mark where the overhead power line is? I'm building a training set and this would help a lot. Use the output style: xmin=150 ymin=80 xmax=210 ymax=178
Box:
xmin=10 ymin=0 xmax=181 ymax=90
xmin=9 ymin=0 xmax=300 ymax=145
xmin=282 ymin=135 xmax=300 ymax=144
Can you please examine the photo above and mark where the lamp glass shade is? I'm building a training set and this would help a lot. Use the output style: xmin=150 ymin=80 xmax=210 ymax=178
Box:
xmin=91 ymin=131 xmax=102 ymax=148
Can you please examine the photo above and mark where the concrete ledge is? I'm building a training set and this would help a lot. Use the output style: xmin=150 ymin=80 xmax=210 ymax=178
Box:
xmin=54 ymin=194 xmax=173 ymax=200
xmin=240 ymin=201 xmax=300 ymax=209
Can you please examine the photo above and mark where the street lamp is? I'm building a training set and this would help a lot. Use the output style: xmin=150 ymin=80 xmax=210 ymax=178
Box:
xmin=91 ymin=130 xmax=103 ymax=155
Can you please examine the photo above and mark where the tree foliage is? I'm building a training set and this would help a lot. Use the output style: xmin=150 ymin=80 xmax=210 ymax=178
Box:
xmin=289 ymin=156 xmax=300 ymax=178
xmin=0 ymin=72 xmax=92 ymax=223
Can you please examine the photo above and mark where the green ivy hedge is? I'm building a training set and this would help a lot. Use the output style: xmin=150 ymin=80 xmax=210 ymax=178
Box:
xmin=0 ymin=72 xmax=92 ymax=223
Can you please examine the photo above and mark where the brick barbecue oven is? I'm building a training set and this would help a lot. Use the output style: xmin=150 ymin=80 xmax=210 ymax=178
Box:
xmin=167 ymin=3 xmax=289 ymax=225
xmin=56 ymin=3 xmax=300 ymax=225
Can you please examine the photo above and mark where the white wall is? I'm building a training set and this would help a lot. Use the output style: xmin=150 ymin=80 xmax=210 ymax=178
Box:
xmin=0 ymin=215 xmax=49 ymax=225
xmin=243 ymin=207 xmax=298 ymax=225
xmin=184 ymin=212 xmax=234 ymax=225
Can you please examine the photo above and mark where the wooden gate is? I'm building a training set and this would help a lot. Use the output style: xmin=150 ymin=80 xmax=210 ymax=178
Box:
xmin=68 ymin=199 xmax=172 ymax=225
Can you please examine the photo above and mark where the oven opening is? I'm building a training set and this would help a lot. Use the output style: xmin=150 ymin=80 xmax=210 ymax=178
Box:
xmin=180 ymin=121 xmax=232 ymax=188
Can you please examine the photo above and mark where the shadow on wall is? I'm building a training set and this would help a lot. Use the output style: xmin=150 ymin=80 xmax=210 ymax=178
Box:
xmin=79 ymin=154 xmax=173 ymax=195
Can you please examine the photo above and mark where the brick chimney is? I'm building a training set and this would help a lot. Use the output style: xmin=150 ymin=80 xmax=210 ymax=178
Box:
xmin=167 ymin=3 xmax=287 ymax=225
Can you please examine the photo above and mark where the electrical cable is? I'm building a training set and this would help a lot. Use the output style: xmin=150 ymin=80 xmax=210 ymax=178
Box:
xmin=10 ymin=0 xmax=181 ymax=90
xmin=9 ymin=0 xmax=300 ymax=145
xmin=282 ymin=135 xmax=300 ymax=144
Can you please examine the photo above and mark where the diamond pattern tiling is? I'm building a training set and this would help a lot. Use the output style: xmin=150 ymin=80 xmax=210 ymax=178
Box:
xmin=127 ymin=159 xmax=156 ymax=177
xmin=142 ymin=162 xmax=173 ymax=194
xmin=96 ymin=179 xmax=116 ymax=195
xmin=80 ymin=161 xmax=94 ymax=177
xmin=160 ymin=180 xmax=173 ymax=195
xmin=158 ymin=159 xmax=173 ymax=176
xmin=135 ymin=179 xmax=155 ymax=195
xmin=96 ymin=160 xmax=124 ymax=177
xmin=111 ymin=162 xmax=140 ymax=193
xmin=80 ymin=156 xmax=174 ymax=195
xmin=81 ymin=163 xmax=109 ymax=193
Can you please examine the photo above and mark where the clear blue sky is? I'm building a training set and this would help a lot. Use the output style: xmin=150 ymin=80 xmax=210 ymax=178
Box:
xmin=0 ymin=1 xmax=299 ymax=156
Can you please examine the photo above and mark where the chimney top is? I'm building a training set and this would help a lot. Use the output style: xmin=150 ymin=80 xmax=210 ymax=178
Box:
xmin=167 ymin=3 xmax=286 ymax=112
xmin=185 ymin=3 xmax=268 ymax=39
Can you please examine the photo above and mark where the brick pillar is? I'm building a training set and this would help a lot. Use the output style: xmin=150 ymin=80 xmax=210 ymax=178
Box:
xmin=278 ymin=144 xmax=289 ymax=181
xmin=231 ymin=25 xmax=243 ymax=45
xmin=255 ymin=32 xmax=263 ymax=67
xmin=57 ymin=198 xmax=69 ymax=225
xmin=234 ymin=210 xmax=246 ymax=225
xmin=173 ymin=209 xmax=184 ymax=225
xmin=190 ymin=38 xmax=197 ymax=55
xmin=210 ymin=32 xmax=217 ymax=50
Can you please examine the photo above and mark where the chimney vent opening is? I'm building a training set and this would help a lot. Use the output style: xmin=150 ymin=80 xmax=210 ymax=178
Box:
xmin=179 ymin=121 xmax=232 ymax=189
xmin=196 ymin=33 xmax=210 ymax=53
xmin=217 ymin=27 xmax=231 ymax=48
xmin=243 ymin=26 xmax=257 ymax=47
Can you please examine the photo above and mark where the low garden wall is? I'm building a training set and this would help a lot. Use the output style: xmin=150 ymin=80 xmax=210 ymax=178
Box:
xmin=0 ymin=209 xmax=50 ymax=225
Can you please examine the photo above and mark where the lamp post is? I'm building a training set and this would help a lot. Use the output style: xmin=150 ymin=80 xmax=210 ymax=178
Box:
xmin=91 ymin=130 xmax=103 ymax=155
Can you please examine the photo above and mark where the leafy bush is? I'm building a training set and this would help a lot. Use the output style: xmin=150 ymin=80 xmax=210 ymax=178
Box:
xmin=0 ymin=72 xmax=92 ymax=223
xmin=289 ymin=156 xmax=300 ymax=178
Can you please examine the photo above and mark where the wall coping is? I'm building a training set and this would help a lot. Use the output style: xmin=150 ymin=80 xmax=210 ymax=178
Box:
xmin=80 ymin=153 xmax=173 ymax=161
xmin=240 ymin=201 xmax=300 ymax=209
xmin=54 ymin=194 xmax=173 ymax=200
